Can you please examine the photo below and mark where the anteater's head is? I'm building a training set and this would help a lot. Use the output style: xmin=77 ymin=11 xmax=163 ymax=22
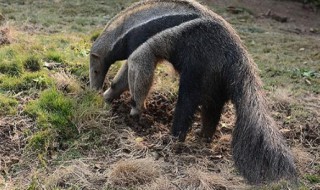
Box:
xmin=89 ymin=51 xmax=111 ymax=90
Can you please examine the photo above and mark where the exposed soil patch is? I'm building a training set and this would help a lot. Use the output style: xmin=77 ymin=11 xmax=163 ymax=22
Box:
xmin=102 ymin=91 xmax=241 ymax=189
xmin=0 ymin=14 xmax=12 ymax=45
xmin=0 ymin=27 xmax=12 ymax=46
xmin=206 ymin=0 xmax=320 ymax=35
xmin=101 ymin=87 xmax=319 ymax=188
xmin=0 ymin=115 xmax=34 ymax=176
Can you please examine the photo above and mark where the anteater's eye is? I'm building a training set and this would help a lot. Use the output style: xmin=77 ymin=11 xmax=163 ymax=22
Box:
xmin=94 ymin=70 xmax=98 ymax=74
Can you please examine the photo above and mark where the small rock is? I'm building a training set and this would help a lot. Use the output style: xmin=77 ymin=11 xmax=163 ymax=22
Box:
xmin=152 ymin=152 xmax=161 ymax=160
xmin=305 ymin=79 xmax=311 ymax=85
xmin=44 ymin=61 xmax=62 ymax=70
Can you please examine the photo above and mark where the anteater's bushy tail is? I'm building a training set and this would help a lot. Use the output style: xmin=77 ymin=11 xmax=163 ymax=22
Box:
xmin=230 ymin=55 xmax=297 ymax=184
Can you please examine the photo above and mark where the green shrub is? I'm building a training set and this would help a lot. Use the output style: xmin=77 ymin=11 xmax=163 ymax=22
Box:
xmin=24 ymin=56 xmax=41 ymax=72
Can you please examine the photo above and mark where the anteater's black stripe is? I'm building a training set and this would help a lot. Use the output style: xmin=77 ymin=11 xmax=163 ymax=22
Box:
xmin=108 ymin=14 xmax=199 ymax=63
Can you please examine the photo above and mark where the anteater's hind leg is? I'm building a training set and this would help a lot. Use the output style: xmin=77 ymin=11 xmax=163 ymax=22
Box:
xmin=103 ymin=61 xmax=129 ymax=102
xmin=127 ymin=48 xmax=157 ymax=118
xmin=172 ymin=71 xmax=202 ymax=141
xmin=197 ymin=96 xmax=225 ymax=142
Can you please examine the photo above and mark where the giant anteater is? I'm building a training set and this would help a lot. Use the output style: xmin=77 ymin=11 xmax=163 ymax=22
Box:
xmin=89 ymin=0 xmax=297 ymax=184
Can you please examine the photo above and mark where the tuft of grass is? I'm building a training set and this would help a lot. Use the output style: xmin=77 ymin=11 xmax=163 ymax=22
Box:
xmin=73 ymin=89 xmax=105 ymax=132
xmin=44 ymin=160 xmax=105 ymax=189
xmin=30 ymin=88 xmax=75 ymax=134
xmin=0 ymin=61 xmax=23 ymax=76
xmin=0 ymin=94 xmax=18 ymax=115
xmin=52 ymin=72 xmax=82 ymax=93
xmin=45 ymin=50 xmax=66 ymax=64
xmin=28 ymin=129 xmax=55 ymax=151
xmin=0 ymin=72 xmax=52 ymax=92
xmin=24 ymin=55 xmax=41 ymax=72
xmin=108 ymin=158 xmax=160 ymax=188
xmin=25 ymin=88 xmax=77 ymax=150
xmin=305 ymin=174 xmax=320 ymax=184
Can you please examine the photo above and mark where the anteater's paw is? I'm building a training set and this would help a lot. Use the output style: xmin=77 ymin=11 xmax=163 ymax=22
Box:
xmin=172 ymin=130 xmax=187 ymax=142
xmin=194 ymin=129 xmax=213 ymax=143
xmin=103 ymin=88 xmax=119 ymax=103
xmin=130 ymin=107 xmax=141 ymax=120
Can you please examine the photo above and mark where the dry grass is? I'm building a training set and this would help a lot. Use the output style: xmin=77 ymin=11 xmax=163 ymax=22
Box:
xmin=51 ymin=72 xmax=82 ymax=94
xmin=292 ymin=146 xmax=316 ymax=173
xmin=45 ymin=160 xmax=106 ymax=189
xmin=143 ymin=166 xmax=249 ymax=190
xmin=271 ymin=87 xmax=295 ymax=111
xmin=179 ymin=167 xmax=248 ymax=190
xmin=143 ymin=177 xmax=178 ymax=190
xmin=107 ymin=158 xmax=161 ymax=188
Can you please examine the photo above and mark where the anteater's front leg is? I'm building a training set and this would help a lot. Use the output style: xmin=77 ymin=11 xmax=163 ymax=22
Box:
xmin=172 ymin=71 xmax=202 ymax=141
xmin=127 ymin=48 xmax=157 ymax=118
xmin=103 ymin=61 xmax=129 ymax=102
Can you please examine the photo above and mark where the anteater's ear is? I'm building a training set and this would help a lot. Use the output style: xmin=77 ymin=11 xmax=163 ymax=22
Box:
xmin=91 ymin=52 xmax=100 ymax=59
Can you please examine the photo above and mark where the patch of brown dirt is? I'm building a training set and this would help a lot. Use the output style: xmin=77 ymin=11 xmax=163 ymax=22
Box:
xmin=102 ymin=90 xmax=242 ymax=189
xmin=270 ymin=90 xmax=320 ymax=186
xmin=0 ymin=14 xmax=13 ymax=45
xmin=102 ymin=85 xmax=319 ymax=189
xmin=206 ymin=0 xmax=320 ymax=35
xmin=0 ymin=116 xmax=34 ymax=176
xmin=0 ymin=27 xmax=12 ymax=46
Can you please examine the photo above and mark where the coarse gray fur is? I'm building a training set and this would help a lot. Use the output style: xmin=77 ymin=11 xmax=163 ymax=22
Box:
xmin=103 ymin=13 xmax=200 ymax=101
xmin=126 ymin=17 xmax=297 ymax=184
xmin=89 ymin=0 xmax=297 ymax=185
xmin=90 ymin=0 xmax=232 ymax=90
xmin=90 ymin=0 xmax=205 ymax=90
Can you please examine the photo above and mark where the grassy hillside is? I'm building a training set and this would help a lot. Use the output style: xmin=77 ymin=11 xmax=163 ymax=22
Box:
xmin=0 ymin=0 xmax=319 ymax=189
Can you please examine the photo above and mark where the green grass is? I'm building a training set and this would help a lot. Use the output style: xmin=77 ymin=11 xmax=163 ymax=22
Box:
xmin=0 ymin=94 xmax=18 ymax=116
xmin=45 ymin=50 xmax=66 ymax=64
xmin=0 ymin=61 xmax=23 ymax=76
xmin=24 ymin=88 xmax=105 ymax=151
xmin=0 ymin=46 xmax=24 ymax=76
xmin=25 ymin=88 xmax=77 ymax=149
xmin=24 ymin=55 xmax=41 ymax=72
xmin=236 ymin=26 xmax=320 ymax=93
xmin=0 ymin=0 xmax=136 ymax=32
xmin=0 ymin=71 xmax=52 ymax=92
xmin=305 ymin=174 xmax=320 ymax=184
